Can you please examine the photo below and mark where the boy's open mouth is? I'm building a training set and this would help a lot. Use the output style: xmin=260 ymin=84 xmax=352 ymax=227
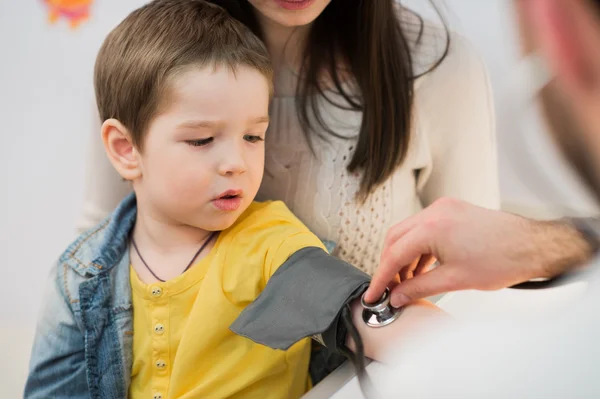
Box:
xmin=216 ymin=189 xmax=242 ymax=200
xmin=212 ymin=190 xmax=243 ymax=211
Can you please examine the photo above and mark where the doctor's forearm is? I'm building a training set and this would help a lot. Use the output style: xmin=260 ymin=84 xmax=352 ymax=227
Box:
xmin=536 ymin=219 xmax=594 ymax=278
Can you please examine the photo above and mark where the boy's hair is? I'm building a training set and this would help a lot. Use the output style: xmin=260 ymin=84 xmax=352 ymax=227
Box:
xmin=94 ymin=0 xmax=273 ymax=149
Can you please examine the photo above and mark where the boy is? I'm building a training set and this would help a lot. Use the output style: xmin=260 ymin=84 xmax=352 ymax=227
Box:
xmin=25 ymin=1 xmax=443 ymax=398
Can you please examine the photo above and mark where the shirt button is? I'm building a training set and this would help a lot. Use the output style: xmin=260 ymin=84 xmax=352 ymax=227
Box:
xmin=156 ymin=360 xmax=167 ymax=369
xmin=150 ymin=286 xmax=163 ymax=297
xmin=153 ymin=394 xmax=163 ymax=399
xmin=154 ymin=323 xmax=165 ymax=335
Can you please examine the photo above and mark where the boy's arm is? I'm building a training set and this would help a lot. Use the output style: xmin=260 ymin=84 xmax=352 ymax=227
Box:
xmin=25 ymin=263 xmax=88 ymax=399
xmin=345 ymin=298 xmax=447 ymax=361
xmin=230 ymin=246 xmax=448 ymax=362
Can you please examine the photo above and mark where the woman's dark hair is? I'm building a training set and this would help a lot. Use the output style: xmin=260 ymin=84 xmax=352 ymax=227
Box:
xmin=207 ymin=0 xmax=449 ymax=200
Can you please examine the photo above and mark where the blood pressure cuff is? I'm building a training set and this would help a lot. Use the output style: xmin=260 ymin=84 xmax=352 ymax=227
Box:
xmin=230 ymin=246 xmax=371 ymax=352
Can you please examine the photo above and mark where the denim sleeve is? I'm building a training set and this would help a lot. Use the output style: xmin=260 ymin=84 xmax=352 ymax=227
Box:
xmin=24 ymin=263 xmax=89 ymax=399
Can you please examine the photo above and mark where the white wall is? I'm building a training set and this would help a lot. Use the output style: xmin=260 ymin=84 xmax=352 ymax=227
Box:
xmin=0 ymin=1 xmax=146 ymax=395
xmin=1 ymin=0 xmax=598 ymax=396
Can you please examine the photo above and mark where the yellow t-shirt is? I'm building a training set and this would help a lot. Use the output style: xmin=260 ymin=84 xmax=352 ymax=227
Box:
xmin=129 ymin=201 xmax=325 ymax=399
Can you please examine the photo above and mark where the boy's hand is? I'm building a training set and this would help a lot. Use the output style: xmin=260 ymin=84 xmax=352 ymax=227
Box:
xmin=365 ymin=198 xmax=592 ymax=308
xmin=345 ymin=298 xmax=448 ymax=361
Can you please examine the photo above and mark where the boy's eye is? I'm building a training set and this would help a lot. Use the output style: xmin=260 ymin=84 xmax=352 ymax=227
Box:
xmin=186 ymin=138 xmax=213 ymax=147
xmin=244 ymin=134 xmax=264 ymax=143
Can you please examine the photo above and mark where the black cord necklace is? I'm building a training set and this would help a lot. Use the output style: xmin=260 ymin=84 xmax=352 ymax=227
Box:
xmin=131 ymin=231 xmax=218 ymax=282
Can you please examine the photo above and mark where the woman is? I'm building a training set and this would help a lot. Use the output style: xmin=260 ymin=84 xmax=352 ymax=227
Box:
xmin=80 ymin=0 xmax=498 ymax=276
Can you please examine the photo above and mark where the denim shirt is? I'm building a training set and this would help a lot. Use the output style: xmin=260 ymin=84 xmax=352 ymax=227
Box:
xmin=25 ymin=194 xmax=342 ymax=399
xmin=25 ymin=194 xmax=138 ymax=399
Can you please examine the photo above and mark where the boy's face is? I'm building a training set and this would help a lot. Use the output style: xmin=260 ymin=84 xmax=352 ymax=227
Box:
xmin=134 ymin=65 xmax=270 ymax=231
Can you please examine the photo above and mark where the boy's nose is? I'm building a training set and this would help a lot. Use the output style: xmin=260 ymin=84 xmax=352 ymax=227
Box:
xmin=218 ymin=149 xmax=247 ymax=176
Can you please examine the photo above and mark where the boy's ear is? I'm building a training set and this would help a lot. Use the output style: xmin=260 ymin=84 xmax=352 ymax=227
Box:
xmin=101 ymin=119 xmax=142 ymax=181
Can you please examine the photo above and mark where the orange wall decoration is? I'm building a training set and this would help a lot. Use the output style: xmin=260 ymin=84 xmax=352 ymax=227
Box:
xmin=43 ymin=0 xmax=95 ymax=29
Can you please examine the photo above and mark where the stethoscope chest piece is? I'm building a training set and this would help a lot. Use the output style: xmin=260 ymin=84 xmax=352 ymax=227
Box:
xmin=361 ymin=287 xmax=403 ymax=328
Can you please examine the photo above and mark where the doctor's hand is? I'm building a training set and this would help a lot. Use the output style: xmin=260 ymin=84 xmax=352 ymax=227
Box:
xmin=365 ymin=198 xmax=593 ymax=308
